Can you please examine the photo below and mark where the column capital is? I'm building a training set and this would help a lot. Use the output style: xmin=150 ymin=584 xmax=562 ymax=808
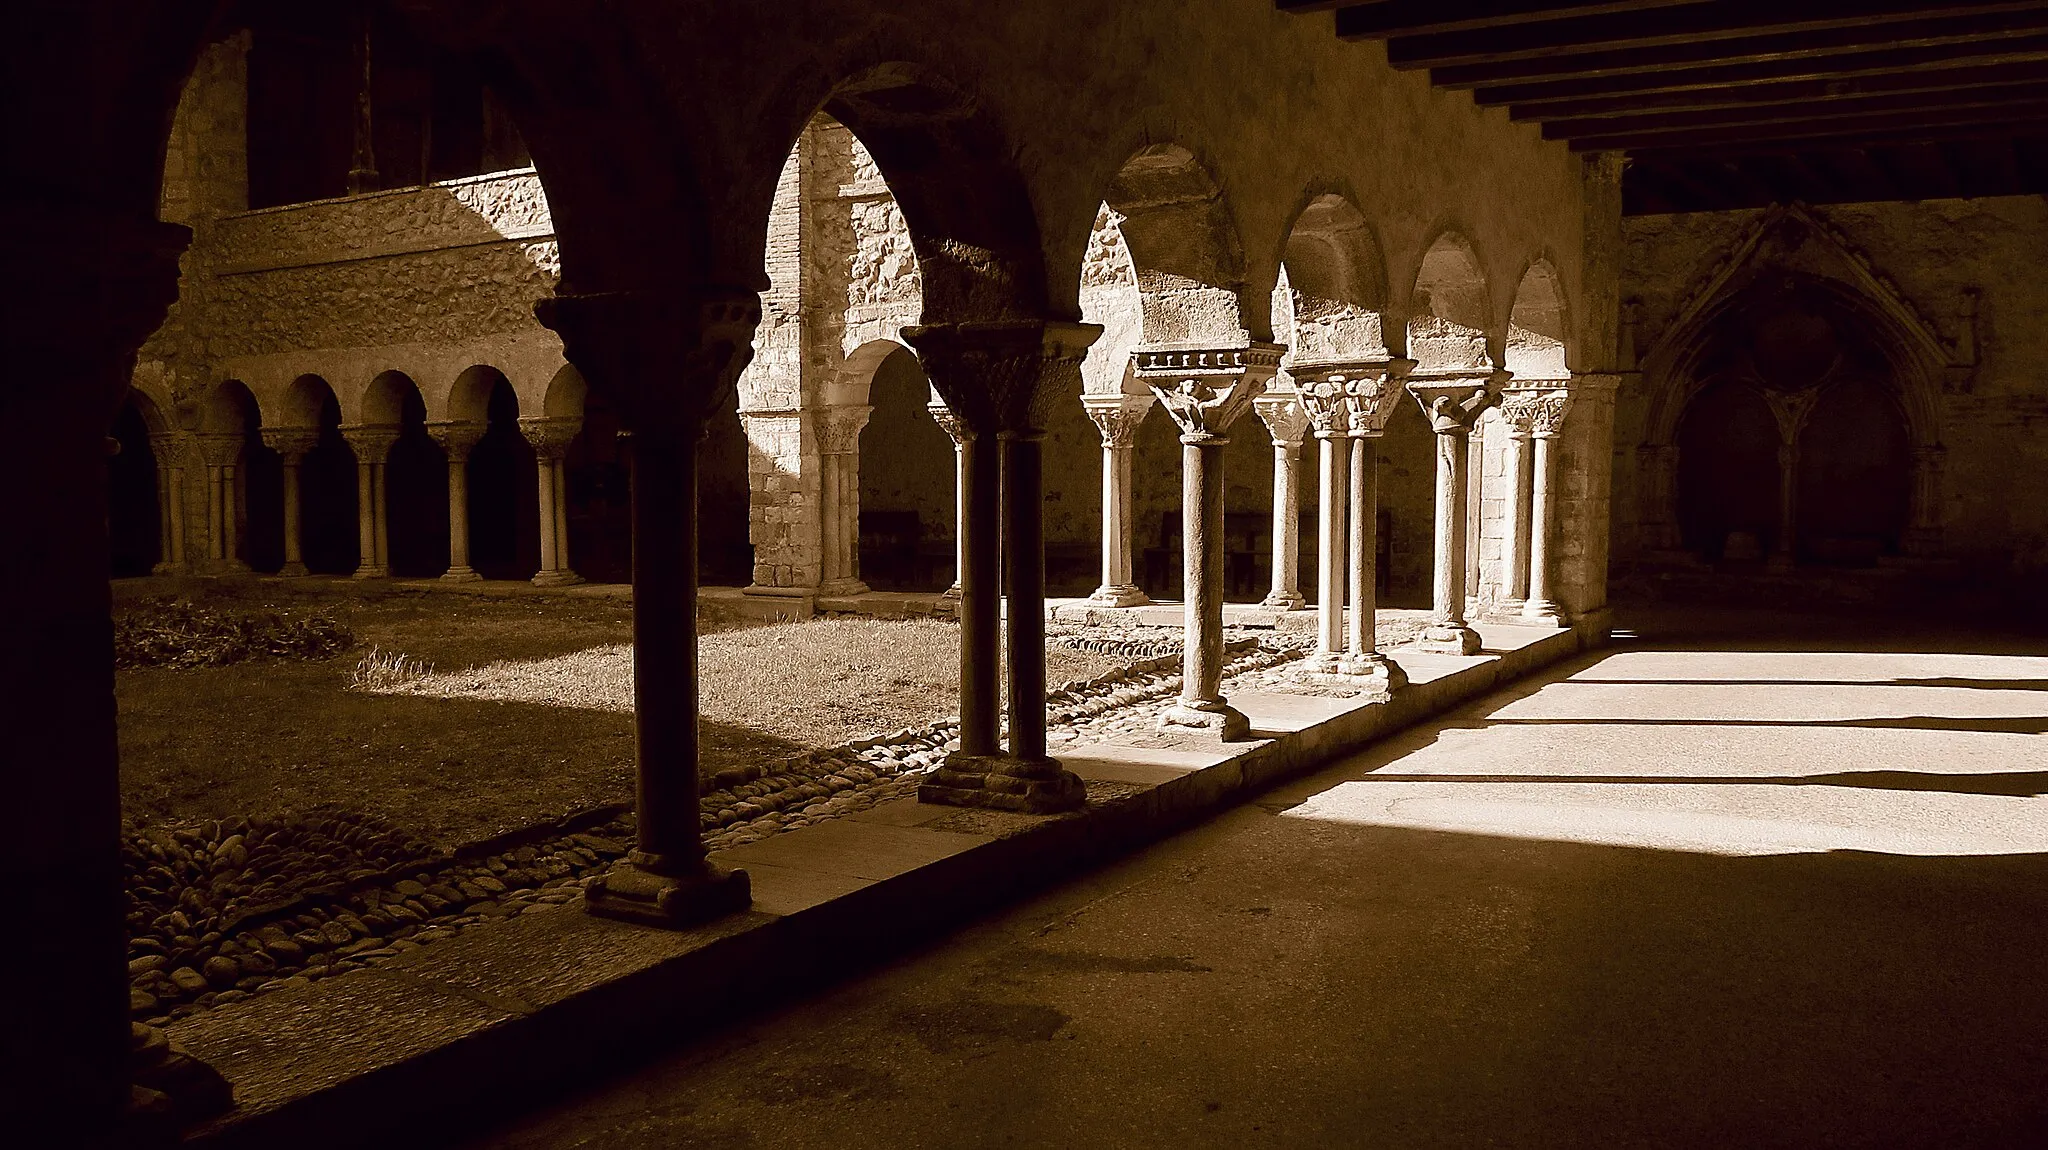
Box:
xmin=815 ymin=404 xmax=873 ymax=455
xmin=1080 ymin=393 xmax=1154 ymax=448
xmin=260 ymin=426 xmax=322 ymax=461
xmin=194 ymin=432 xmax=243 ymax=468
xmin=1252 ymin=392 xmax=1310 ymax=447
xmin=426 ymin=419 xmax=488 ymax=459
xmin=1406 ymin=367 xmax=1509 ymax=435
xmin=1499 ymin=387 xmax=1574 ymax=438
xmin=147 ymin=431 xmax=184 ymax=461
xmin=903 ymin=319 xmax=1103 ymax=437
xmin=340 ymin=424 xmax=400 ymax=462
xmin=926 ymin=401 xmax=968 ymax=446
xmin=518 ymin=416 xmax=582 ymax=460
xmin=1292 ymin=356 xmax=1411 ymax=439
xmin=1131 ymin=341 xmax=1283 ymax=444
xmin=533 ymin=286 xmax=761 ymax=435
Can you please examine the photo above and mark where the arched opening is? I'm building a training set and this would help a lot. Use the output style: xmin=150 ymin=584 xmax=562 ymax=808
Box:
xmin=1377 ymin=397 xmax=1437 ymax=607
xmin=700 ymin=398 xmax=752 ymax=587
xmin=108 ymin=391 xmax=162 ymax=578
xmin=364 ymin=372 xmax=448 ymax=578
xmin=857 ymin=347 xmax=955 ymax=592
xmin=561 ymin=376 xmax=630 ymax=586
xmin=1408 ymin=233 xmax=1494 ymax=373
xmin=286 ymin=376 xmax=358 ymax=575
xmin=199 ymin=380 xmax=281 ymax=572
xmin=463 ymin=372 xmax=540 ymax=580
xmin=1676 ymin=379 xmax=1782 ymax=561
xmin=1507 ymin=262 xmax=1570 ymax=382
xmin=1797 ymin=376 xmax=1911 ymax=565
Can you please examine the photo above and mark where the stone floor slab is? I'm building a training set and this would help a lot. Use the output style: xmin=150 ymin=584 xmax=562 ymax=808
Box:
xmin=710 ymin=817 xmax=995 ymax=882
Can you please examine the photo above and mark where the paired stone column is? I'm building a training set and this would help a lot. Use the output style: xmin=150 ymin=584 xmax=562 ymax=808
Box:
xmin=816 ymin=404 xmax=873 ymax=597
xmin=1494 ymin=397 xmax=1538 ymax=615
xmin=340 ymin=425 xmax=396 ymax=578
xmin=148 ymin=432 xmax=186 ymax=574
xmin=261 ymin=428 xmax=320 ymax=577
xmin=1135 ymin=343 xmax=1283 ymax=740
xmin=1252 ymin=391 xmax=1310 ymax=611
xmin=1081 ymin=394 xmax=1153 ymax=607
xmin=907 ymin=320 xmax=1104 ymax=812
xmin=1518 ymin=391 xmax=1573 ymax=623
xmin=1294 ymin=360 xmax=1410 ymax=695
xmin=521 ymin=417 xmax=584 ymax=587
xmin=427 ymin=421 xmax=486 ymax=582
xmin=534 ymin=286 xmax=759 ymax=928
xmin=1407 ymin=370 xmax=1506 ymax=655
xmin=928 ymin=400 xmax=968 ymax=603
xmin=195 ymin=433 xmax=247 ymax=573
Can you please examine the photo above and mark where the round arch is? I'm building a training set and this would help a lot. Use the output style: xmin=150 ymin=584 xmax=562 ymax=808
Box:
xmin=1506 ymin=258 xmax=1571 ymax=382
xmin=1406 ymin=230 xmax=1494 ymax=372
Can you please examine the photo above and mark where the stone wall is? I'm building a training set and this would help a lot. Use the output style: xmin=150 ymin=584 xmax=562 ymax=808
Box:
xmin=1614 ymin=196 xmax=2048 ymax=587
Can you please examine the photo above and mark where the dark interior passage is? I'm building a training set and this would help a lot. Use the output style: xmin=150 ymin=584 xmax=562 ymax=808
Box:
xmin=1797 ymin=377 xmax=1911 ymax=566
xmin=467 ymin=380 xmax=540 ymax=580
xmin=383 ymin=385 xmax=450 ymax=578
xmin=859 ymin=348 xmax=955 ymax=593
xmin=1678 ymin=380 xmax=1782 ymax=561
xmin=108 ymin=396 xmax=160 ymax=578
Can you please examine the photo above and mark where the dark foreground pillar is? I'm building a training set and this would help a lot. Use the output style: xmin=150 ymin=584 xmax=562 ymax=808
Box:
xmin=536 ymin=288 xmax=759 ymax=928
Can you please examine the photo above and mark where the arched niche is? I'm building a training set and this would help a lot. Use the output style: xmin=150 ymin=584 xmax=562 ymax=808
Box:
xmin=1506 ymin=260 xmax=1570 ymax=382
xmin=1102 ymin=143 xmax=1249 ymax=346
xmin=461 ymin=367 xmax=542 ymax=580
xmin=1277 ymin=193 xmax=1387 ymax=362
xmin=1676 ymin=378 xmax=1782 ymax=560
xmin=1407 ymin=232 xmax=1494 ymax=372
xmin=857 ymin=344 xmax=956 ymax=591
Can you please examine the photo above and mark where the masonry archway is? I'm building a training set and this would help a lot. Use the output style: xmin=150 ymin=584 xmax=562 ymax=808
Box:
xmin=850 ymin=343 xmax=952 ymax=592
xmin=363 ymin=371 xmax=448 ymax=578
xmin=283 ymin=375 xmax=357 ymax=575
xmin=453 ymin=368 xmax=541 ymax=580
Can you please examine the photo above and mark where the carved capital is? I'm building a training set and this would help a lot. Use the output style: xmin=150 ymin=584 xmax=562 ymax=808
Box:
xmin=903 ymin=320 xmax=1103 ymax=437
xmin=1291 ymin=356 xmax=1408 ymax=438
xmin=1252 ymin=392 xmax=1310 ymax=447
xmin=926 ymin=401 xmax=968 ymax=446
xmin=1081 ymin=393 xmax=1154 ymax=448
xmin=426 ymin=420 xmax=487 ymax=460
xmin=816 ymin=404 xmax=873 ymax=454
xmin=340 ymin=424 xmax=400 ymax=463
xmin=194 ymin=433 xmax=243 ymax=468
xmin=261 ymin=427 xmax=322 ymax=461
xmin=148 ymin=432 xmax=184 ymax=466
xmin=533 ymin=287 xmax=761 ymax=436
xmin=1132 ymin=341 xmax=1283 ymax=444
xmin=1406 ymin=368 xmax=1509 ymax=436
xmin=519 ymin=416 xmax=582 ymax=459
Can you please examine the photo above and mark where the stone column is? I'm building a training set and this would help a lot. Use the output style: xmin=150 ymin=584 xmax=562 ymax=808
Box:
xmin=521 ymin=417 xmax=584 ymax=587
xmin=1081 ymin=394 xmax=1153 ymax=607
xmin=534 ymin=286 xmax=758 ymax=928
xmin=1407 ymin=371 xmax=1505 ymax=655
xmin=427 ymin=421 xmax=486 ymax=582
xmin=1905 ymin=443 xmax=1946 ymax=557
xmin=341 ymin=426 xmax=396 ymax=578
xmin=928 ymin=401 xmax=968 ymax=603
xmin=1520 ymin=392 xmax=1573 ymax=624
xmin=816 ymin=404 xmax=873 ymax=597
xmin=1495 ymin=393 xmax=1541 ymax=614
xmin=6 ymin=207 xmax=205 ymax=1139
xmin=1253 ymin=391 xmax=1310 ymax=611
xmin=1135 ymin=343 xmax=1283 ymax=740
xmin=1298 ymin=383 xmax=1349 ymax=673
xmin=261 ymin=428 xmax=320 ymax=577
xmin=1296 ymin=361 xmax=1408 ymax=694
xmin=195 ymin=433 xmax=247 ymax=573
xmin=907 ymin=320 xmax=1103 ymax=812
xmin=149 ymin=432 xmax=186 ymax=574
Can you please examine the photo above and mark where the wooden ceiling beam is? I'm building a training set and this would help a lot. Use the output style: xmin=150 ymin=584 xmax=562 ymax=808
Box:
xmin=1430 ymin=8 xmax=2048 ymax=88
xmin=1609 ymin=111 xmax=2048 ymax=155
xmin=1541 ymin=82 xmax=2048 ymax=141
xmin=1273 ymin=0 xmax=1698 ymax=35
xmin=1378 ymin=1 xmax=2048 ymax=70
xmin=1506 ymin=59 xmax=2048 ymax=122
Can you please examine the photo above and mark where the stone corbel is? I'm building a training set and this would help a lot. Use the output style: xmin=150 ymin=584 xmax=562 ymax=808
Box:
xmin=1405 ymin=368 xmax=1509 ymax=433
xmin=1132 ymin=342 xmax=1285 ymax=441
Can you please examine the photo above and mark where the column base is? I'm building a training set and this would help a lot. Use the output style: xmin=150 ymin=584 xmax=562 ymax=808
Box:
xmin=1414 ymin=622 xmax=1483 ymax=655
xmin=278 ymin=561 xmax=310 ymax=578
xmin=151 ymin=560 xmax=182 ymax=576
xmin=1519 ymin=599 xmax=1565 ymax=626
xmin=1087 ymin=584 xmax=1150 ymax=607
xmin=817 ymin=578 xmax=871 ymax=598
xmin=939 ymin=581 xmax=963 ymax=601
xmin=351 ymin=564 xmax=390 ymax=580
xmin=918 ymin=752 xmax=1087 ymax=814
xmin=128 ymin=1022 xmax=232 ymax=1135
xmin=532 ymin=569 xmax=586 ymax=588
xmin=441 ymin=566 xmax=481 ymax=583
xmin=1259 ymin=590 xmax=1308 ymax=610
xmin=1481 ymin=598 xmax=1526 ymax=622
xmin=584 ymin=854 xmax=751 ymax=929
xmin=1159 ymin=699 xmax=1251 ymax=741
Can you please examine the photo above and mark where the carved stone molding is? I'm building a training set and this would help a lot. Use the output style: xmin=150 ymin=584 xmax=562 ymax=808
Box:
xmin=816 ymin=404 xmax=873 ymax=455
xmin=1131 ymin=341 xmax=1284 ymax=444
xmin=903 ymin=320 xmax=1103 ymax=437
xmin=533 ymin=287 xmax=762 ymax=435
xmin=1081 ymin=393 xmax=1154 ymax=448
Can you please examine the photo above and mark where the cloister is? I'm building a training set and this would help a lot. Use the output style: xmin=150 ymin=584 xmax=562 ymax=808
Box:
xmin=10 ymin=1 xmax=2048 ymax=1145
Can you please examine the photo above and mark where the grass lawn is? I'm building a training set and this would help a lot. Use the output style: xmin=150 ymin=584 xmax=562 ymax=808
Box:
xmin=114 ymin=578 xmax=1117 ymax=849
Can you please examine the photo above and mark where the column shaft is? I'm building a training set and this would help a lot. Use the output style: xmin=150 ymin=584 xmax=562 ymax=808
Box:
xmin=165 ymin=466 xmax=185 ymax=567
xmin=1525 ymin=432 xmax=1563 ymax=621
xmin=1429 ymin=429 xmax=1477 ymax=644
xmin=626 ymin=429 xmax=703 ymax=867
xmin=280 ymin=460 xmax=306 ymax=575
xmin=1346 ymin=436 xmax=1371 ymax=658
xmin=1504 ymin=432 xmax=1533 ymax=604
xmin=371 ymin=462 xmax=390 ymax=573
xmin=1265 ymin=442 xmax=1304 ymax=609
xmin=206 ymin=465 xmax=226 ymax=561
xmin=945 ymin=439 xmax=967 ymax=600
xmin=534 ymin=458 xmax=559 ymax=575
xmin=1159 ymin=437 xmax=1249 ymax=739
xmin=444 ymin=455 xmax=475 ymax=579
xmin=354 ymin=458 xmax=377 ymax=575
xmin=1315 ymin=435 xmax=1348 ymax=666
xmin=956 ymin=432 xmax=1001 ymax=758
xmin=1003 ymin=434 xmax=1049 ymax=762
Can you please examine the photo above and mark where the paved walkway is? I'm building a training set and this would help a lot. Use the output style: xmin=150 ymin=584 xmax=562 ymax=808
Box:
xmin=468 ymin=612 xmax=2048 ymax=1149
